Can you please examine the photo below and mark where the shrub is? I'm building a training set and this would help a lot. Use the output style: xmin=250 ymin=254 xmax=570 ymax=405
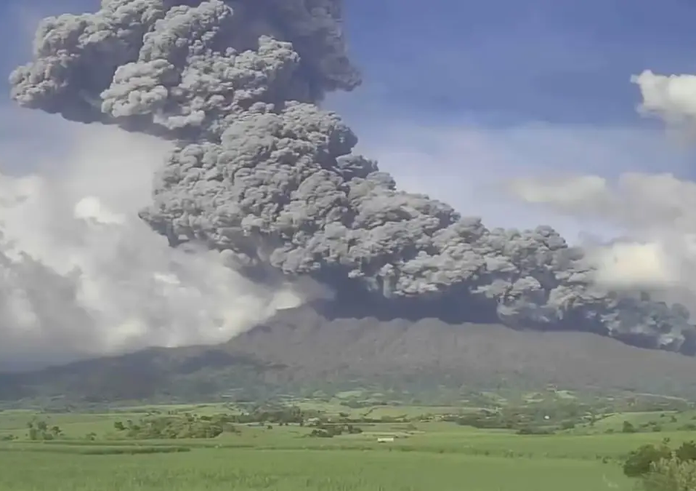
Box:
xmin=622 ymin=421 xmax=637 ymax=433
xmin=560 ymin=421 xmax=576 ymax=430
xmin=309 ymin=429 xmax=333 ymax=438
xmin=623 ymin=444 xmax=672 ymax=477
xmin=624 ymin=439 xmax=696 ymax=490
xmin=641 ymin=457 xmax=696 ymax=491
xmin=516 ymin=427 xmax=554 ymax=435
xmin=676 ymin=441 xmax=696 ymax=462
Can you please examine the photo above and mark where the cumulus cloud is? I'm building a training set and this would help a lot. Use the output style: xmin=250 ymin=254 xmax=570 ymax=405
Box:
xmin=509 ymin=171 xmax=696 ymax=307
xmin=497 ymin=65 xmax=696 ymax=349
xmin=512 ymin=62 xmax=696 ymax=300
xmin=0 ymin=117 xmax=305 ymax=371
xmin=591 ymin=242 xmax=676 ymax=289
xmin=633 ymin=70 xmax=696 ymax=124
xmin=508 ymin=175 xmax=612 ymax=220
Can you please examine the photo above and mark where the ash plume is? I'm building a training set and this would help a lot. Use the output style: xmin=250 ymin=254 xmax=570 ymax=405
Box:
xmin=9 ymin=0 xmax=696 ymax=356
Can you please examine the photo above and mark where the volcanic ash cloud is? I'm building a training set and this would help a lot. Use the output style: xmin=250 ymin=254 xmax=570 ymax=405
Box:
xmin=8 ymin=0 xmax=696 ymax=358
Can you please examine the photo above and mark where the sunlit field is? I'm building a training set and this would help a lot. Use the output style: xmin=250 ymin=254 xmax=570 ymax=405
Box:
xmin=0 ymin=447 xmax=630 ymax=491
xmin=0 ymin=403 xmax=678 ymax=491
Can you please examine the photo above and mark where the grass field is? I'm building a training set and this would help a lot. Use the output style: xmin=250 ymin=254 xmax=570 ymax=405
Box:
xmin=0 ymin=402 xmax=694 ymax=490
xmin=0 ymin=447 xmax=630 ymax=491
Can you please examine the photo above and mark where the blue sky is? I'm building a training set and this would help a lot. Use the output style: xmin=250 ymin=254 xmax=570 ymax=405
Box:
xmin=1 ymin=0 xmax=695 ymax=238
xmin=338 ymin=0 xmax=696 ymax=125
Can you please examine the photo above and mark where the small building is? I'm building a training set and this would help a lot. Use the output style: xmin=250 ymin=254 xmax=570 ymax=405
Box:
xmin=377 ymin=437 xmax=395 ymax=443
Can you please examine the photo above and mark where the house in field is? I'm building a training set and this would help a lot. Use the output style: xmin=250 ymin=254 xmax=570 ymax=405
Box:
xmin=377 ymin=437 xmax=395 ymax=443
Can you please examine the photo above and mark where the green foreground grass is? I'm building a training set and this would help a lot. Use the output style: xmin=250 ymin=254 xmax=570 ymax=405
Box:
xmin=0 ymin=447 xmax=630 ymax=491
xmin=1 ymin=403 xmax=694 ymax=490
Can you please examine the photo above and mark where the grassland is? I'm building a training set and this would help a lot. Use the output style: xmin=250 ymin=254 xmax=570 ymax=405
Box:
xmin=2 ymin=398 xmax=695 ymax=491
xmin=0 ymin=447 xmax=632 ymax=491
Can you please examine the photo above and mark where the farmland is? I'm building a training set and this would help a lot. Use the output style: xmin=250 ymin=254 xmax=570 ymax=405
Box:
xmin=1 ymin=395 xmax=695 ymax=491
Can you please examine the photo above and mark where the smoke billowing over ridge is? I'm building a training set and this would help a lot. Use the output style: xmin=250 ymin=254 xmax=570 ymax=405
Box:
xmin=7 ymin=0 xmax=696 ymax=362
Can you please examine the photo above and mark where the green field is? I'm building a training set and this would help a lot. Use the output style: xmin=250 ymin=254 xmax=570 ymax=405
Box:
xmin=0 ymin=447 xmax=630 ymax=491
xmin=3 ymin=401 xmax=692 ymax=491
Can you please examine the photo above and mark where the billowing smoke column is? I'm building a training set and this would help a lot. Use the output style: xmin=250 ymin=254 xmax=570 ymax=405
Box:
xmin=10 ymin=0 xmax=696 ymax=354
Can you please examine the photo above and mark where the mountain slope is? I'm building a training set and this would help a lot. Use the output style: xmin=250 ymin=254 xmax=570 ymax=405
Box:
xmin=3 ymin=306 xmax=696 ymax=404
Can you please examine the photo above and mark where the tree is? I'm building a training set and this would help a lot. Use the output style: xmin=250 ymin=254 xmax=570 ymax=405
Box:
xmin=25 ymin=419 xmax=62 ymax=441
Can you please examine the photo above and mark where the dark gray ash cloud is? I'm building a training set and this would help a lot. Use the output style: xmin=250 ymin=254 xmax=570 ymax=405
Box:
xmin=9 ymin=0 xmax=696 ymax=355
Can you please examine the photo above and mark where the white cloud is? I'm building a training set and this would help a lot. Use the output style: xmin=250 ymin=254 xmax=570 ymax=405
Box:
xmin=0 ymin=109 xmax=305 ymax=371
xmin=632 ymin=70 xmax=696 ymax=146
xmin=495 ymin=66 xmax=696 ymax=304
xmin=591 ymin=242 xmax=676 ymax=289
xmin=508 ymin=172 xmax=696 ymax=305
xmin=508 ymin=175 xmax=610 ymax=217
xmin=633 ymin=70 xmax=696 ymax=123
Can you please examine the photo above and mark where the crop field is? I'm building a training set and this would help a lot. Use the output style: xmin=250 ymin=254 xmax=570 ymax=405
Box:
xmin=0 ymin=446 xmax=632 ymax=491
xmin=2 ymin=402 xmax=687 ymax=491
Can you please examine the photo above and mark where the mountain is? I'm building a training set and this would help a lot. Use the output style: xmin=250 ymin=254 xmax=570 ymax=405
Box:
xmin=2 ymin=305 xmax=696 ymax=405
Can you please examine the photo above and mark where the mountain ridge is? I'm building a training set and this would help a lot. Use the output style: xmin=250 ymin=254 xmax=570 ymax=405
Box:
xmin=3 ymin=306 xmax=696 ymax=404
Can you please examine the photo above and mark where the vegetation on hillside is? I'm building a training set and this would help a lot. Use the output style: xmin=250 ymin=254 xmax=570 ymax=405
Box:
xmin=5 ymin=316 xmax=696 ymax=406
xmin=624 ymin=440 xmax=696 ymax=490
xmin=112 ymin=413 xmax=234 ymax=439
